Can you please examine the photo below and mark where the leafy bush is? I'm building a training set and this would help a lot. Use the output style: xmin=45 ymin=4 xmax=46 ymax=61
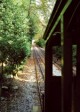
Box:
xmin=0 ymin=0 xmax=33 ymax=76
xmin=36 ymin=38 xmax=45 ymax=47
xmin=53 ymin=46 xmax=62 ymax=59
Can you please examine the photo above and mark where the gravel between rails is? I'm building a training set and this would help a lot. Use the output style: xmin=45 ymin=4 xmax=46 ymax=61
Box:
xmin=0 ymin=58 xmax=40 ymax=112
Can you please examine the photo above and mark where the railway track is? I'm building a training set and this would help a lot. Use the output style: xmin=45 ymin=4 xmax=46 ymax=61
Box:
xmin=33 ymin=46 xmax=45 ymax=79
xmin=33 ymin=46 xmax=45 ymax=112
xmin=38 ymin=47 xmax=45 ymax=63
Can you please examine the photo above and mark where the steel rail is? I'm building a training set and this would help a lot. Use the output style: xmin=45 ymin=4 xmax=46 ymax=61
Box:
xmin=34 ymin=46 xmax=45 ymax=64
xmin=33 ymin=46 xmax=44 ymax=112
xmin=33 ymin=47 xmax=45 ymax=80
xmin=37 ymin=47 xmax=45 ymax=63
xmin=33 ymin=51 xmax=43 ymax=112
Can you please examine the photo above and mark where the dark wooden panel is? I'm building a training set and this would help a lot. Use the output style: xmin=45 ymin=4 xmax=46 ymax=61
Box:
xmin=45 ymin=35 xmax=61 ymax=112
xmin=45 ymin=77 xmax=61 ymax=112
xmin=62 ymin=36 xmax=73 ymax=112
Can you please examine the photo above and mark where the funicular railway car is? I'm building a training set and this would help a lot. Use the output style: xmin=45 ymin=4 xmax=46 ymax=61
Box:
xmin=43 ymin=1 xmax=80 ymax=112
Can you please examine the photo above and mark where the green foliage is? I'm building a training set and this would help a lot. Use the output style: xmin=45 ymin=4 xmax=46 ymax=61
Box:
xmin=4 ymin=65 xmax=15 ymax=74
xmin=0 ymin=0 xmax=33 ymax=76
xmin=27 ymin=0 xmax=56 ymax=40
xmin=36 ymin=38 xmax=45 ymax=47
xmin=53 ymin=46 xmax=62 ymax=59
xmin=0 ymin=0 xmax=55 ymax=77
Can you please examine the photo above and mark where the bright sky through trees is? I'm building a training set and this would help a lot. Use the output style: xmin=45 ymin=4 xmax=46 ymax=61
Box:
xmin=33 ymin=0 xmax=56 ymax=40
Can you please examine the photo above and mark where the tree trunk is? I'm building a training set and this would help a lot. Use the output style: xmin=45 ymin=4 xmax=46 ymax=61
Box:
xmin=0 ymin=61 xmax=3 ymax=98
xmin=2 ymin=61 xmax=3 ymax=75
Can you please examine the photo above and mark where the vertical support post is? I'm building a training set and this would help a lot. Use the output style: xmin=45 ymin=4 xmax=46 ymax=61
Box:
xmin=45 ymin=36 xmax=61 ymax=112
xmin=61 ymin=15 xmax=64 ymax=112
xmin=45 ymin=41 xmax=52 ymax=112
xmin=63 ymin=36 xmax=72 ymax=112
xmin=76 ymin=41 xmax=80 ymax=76
xmin=61 ymin=16 xmax=73 ymax=112
xmin=74 ymin=40 xmax=80 ymax=112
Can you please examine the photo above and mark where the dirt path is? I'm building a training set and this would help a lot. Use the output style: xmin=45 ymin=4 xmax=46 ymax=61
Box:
xmin=0 ymin=57 xmax=40 ymax=112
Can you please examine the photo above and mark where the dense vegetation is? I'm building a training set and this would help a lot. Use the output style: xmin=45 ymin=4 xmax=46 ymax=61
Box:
xmin=0 ymin=0 xmax=55 ymax=96
xmin=0 ymin=0 xmax=55 ymax=76
xmin=0 ymin=0 xmax=33 ymax=77
xmin=36 ymin=38 xmax=45 ymax=47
